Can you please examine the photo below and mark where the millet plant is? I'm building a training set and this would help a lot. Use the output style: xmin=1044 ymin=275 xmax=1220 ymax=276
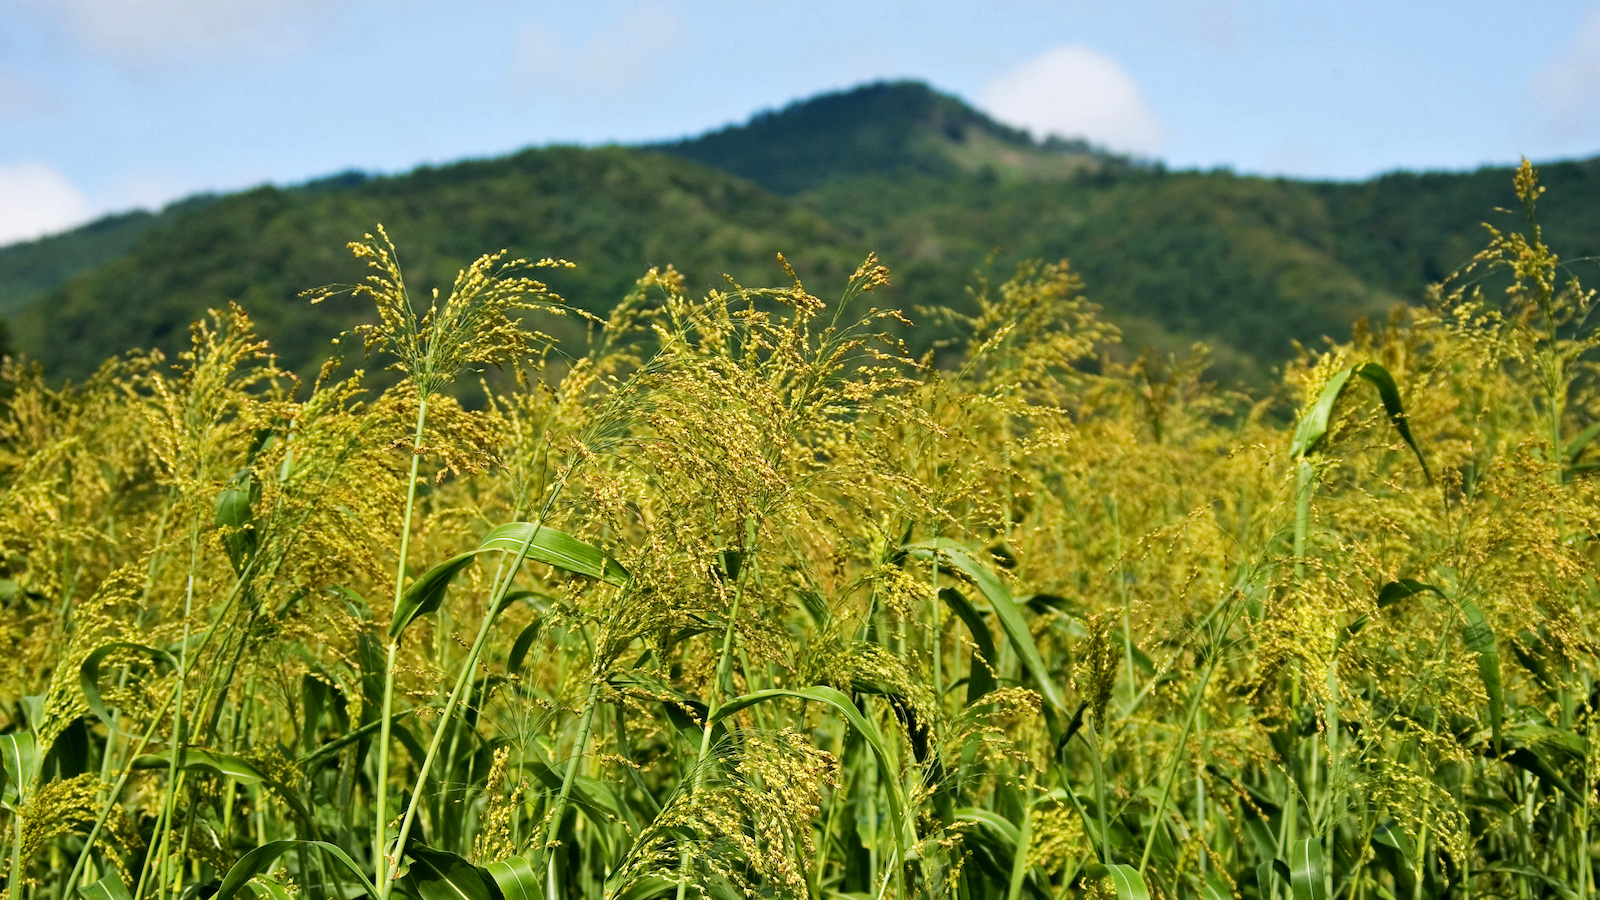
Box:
xmin=0 ymin=161 xmax=1598 ymax=900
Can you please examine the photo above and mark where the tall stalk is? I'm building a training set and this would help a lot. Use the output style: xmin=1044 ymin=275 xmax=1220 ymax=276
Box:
xmin=374 ymin=396 xmax=429 ymax=887
xmin=673 ymin=521 xmax=756 ymax=900
xmin=383 ymin=508 xmax=557 ymax=900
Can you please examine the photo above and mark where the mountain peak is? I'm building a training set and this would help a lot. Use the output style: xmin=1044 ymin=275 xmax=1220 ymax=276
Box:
xmin=651 ymin=80 xmax=1128 ymax=194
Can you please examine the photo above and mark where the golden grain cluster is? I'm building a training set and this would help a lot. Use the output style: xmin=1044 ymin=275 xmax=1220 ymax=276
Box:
xmin=0 ymin=162 xmax=1596 ymax=900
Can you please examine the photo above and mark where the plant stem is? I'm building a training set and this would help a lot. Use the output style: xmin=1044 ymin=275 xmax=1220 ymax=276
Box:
xmin=375 ymin=395 xmax=429 ymax=887
xmin=674 ymin=521 xmax=755 ymax=900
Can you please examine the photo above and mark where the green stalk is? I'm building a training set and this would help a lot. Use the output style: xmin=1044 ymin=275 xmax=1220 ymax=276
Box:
xmin=1293 ymin=460 xmax=1313 ymax=582
xmin=375 ymin=395 xmax=429 ymax=888
xmin=1105 ymin=497 xmax=1137 ymax=715
xmin=9 ymin=789 xmax=23 ymax=900
xmin=382 ymin=508 xmax=553 ymax=900
xmin=1086 ymin=725 xmax=1111 ymax=866
xmin=543 ymin=682 xmax=601 ymax=900
xmin=675 ymin=522 xmax=755 ymax=900
xmin=1580 ymin=726 xmax=1592 ymax=900
xmin=1006 ymin=800 xmax=1033 ymax=900
xmin=1138 ymin=622 xmax=1227 ymax=875
xmin=141 ymin=545 xmax=198 ymax=900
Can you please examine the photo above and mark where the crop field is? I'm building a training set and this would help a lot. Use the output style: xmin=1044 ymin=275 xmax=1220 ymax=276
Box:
xmin=1 ymin=162 xmax=1597 ymax=900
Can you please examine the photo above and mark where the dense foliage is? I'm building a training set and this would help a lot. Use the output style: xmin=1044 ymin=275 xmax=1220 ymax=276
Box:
xmin=3 ymin=163 xmax=1600 ymax=900
xmin=5 ymin=83 xmax=1598 ymax=388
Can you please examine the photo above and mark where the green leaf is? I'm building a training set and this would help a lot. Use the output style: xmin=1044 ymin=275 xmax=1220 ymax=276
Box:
xmin=214 ymin=841 xmax=377 ymax=900
xmin=1502 ymin=746 xmax=1582 ymax=803
xmin=391 ymin=552 xmax=478 ymax=639
xmin=1199 ymin=873 xmax=1233 ymax=900
xmin=521 ymin=742 xmax=624 ymax=828
xmin=1374 ymin=580 xmax=1499 ymax=747
xmin=1352 ymin=362 xmax=1430 ymax=482
xmin=77 ymin=873 xmax=132 ymax=900
xmin=608 ymin=876 xmax=678 ymax=900
xmin=1376 ymin=579 xmax=1439 ymax=608
xmin=1289 ymin=366 xmax=1356 ymax=458
xmin=507 ymin=619 xmax=542 ymax=675
xmin=478 ymin=522 xmax=629 ymax=585
xmin=1257 ymin=862 xmax=1278 ymax=899
xmin=1104 ymin=864 xmax=1151 ymax=900
xmin=132 ymin=749 xmax=317 ymax=829
xmin=297 ymin=707 xmax=419 ymax=768
xmin=131 ymin=748 xmax=269 ymax=784
xmin=483 ymin=855 xmax=539 ymax=900
xmin=1290 ymin=363 xmax=1429 ymax=481
xmin=905 ymin=540 xmax=1065 ymax=711
xmin=1289 ymin=837 xmax=1329 ymax=900
xmin=215 ymin=470 xmax=260 ymax=575
xmin=1566 ymin=419 xmax=1600 ymax=463
xmin=713 ymin=685 xmax=910 ymax=847
xmin=1459 ymin=597 xmax=1502 ymax=749
xmin=300 ymin=673 xmax=332 ymax=753
xmin=80 ymin=642 xmax=179 ymax=728
xmin=400 ymin=845 xmax=499 ymax=900
xmin=1371 ymin=821 xmax=1413 ymax=870
xmin=390 ymin=522 xmax=628 ymax=639
xmin=1478 ymin=867 xmax=1579 ymax=900
xmin=243 ymin=879 xmax=294 ymax=900
xmin=955 ymin=807 xmax=1022 ymax=847
xmin=0 ymin=732 xmax=38 ymax=801
xmin=939 ymin=587 xmax=997 ymax=703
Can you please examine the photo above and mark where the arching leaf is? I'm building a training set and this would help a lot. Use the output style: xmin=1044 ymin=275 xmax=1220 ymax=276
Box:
xmin=214 ymin=841 xmax=376 ymax=900
xmin=130 ymin=748 xmax=268 ymax=784
xmin=712 ymin=685 xmax=910 ymax=847
xmin=1352 ymin=362 xmax=1430 ymax=482
xmin=1289 ymin=367 xmax=1357 ymax=458
xmin=904 ymin=540 xmax=1066 ymax=711
xmin=1105 ymin=864 xmax=1151 ymax=900
xmin=0 ymin=732 xmax=38 ymax=802
xmin=80 ymin=642 xmax=179 ymax=728
xmin=1291 ymin=363 xmax=1429 ymax=481
xmin=391 ymin=521 xmax=628 ymax=638
xmin=939 ymin=587 xmax=997 ymax=703
xmin=1289 ymin=837 xmax=1329 ymax=900
xmin=400 ymin=845 xmax=498 ymax=900
xmin=77 ymin=874 xmax=132 ymax=900
xmin=483 ymin=855 xmax=539 ymax=900
xmin=1459 ymin=596 xmax=1502 ymax=749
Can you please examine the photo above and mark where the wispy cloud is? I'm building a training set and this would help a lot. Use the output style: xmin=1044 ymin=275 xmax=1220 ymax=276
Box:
xmin=979 ymin=44 xmax=1165 ymax=154
xmin=1528 ymin=3 xmax=1600 ymax=148
xmin=19 ymin=0 xmax=334 ymax=68
xmin=0 ymin=161 xmax=93 ymax=246
xmin=511 ymin=4 xmax=684 ymax=100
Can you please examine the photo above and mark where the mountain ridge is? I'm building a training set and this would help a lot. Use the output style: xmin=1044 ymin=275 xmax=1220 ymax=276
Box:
xmin=3 ymin=80 xmax=1598 ymax=386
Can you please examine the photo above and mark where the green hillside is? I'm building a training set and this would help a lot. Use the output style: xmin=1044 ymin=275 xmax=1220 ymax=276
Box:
xmin=10 ymin=148 xmax=865 ymax=381
xmin=3 ymin=81 xmax=1598 ymax=386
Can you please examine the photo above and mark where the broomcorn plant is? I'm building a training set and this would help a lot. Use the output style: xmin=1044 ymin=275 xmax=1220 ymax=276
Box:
xmin=2 ymin=163 xmax=1600 ymax=900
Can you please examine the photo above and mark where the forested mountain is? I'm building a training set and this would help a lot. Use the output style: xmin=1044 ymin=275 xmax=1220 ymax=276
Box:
xmin=649 ymin=80 xmax=1130 ymax=193
xmin=3 ymin=81 xmax=1598 ymax=386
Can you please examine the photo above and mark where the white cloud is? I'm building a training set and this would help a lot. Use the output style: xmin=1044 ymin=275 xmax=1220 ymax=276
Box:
xmin=979 ymin=44 xmax=1165 ymax=155
xmin=1529 ymin=3 xmax=1600 ymax=146
xmin=21 ymin=0 xmax=329 ymax=66
xmin=0 ymin=162 xmax=94 ymax=246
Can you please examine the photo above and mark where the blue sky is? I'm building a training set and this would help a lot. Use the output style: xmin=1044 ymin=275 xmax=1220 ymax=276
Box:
xmin=2 ymin=0 xmax=1598 ymax=245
